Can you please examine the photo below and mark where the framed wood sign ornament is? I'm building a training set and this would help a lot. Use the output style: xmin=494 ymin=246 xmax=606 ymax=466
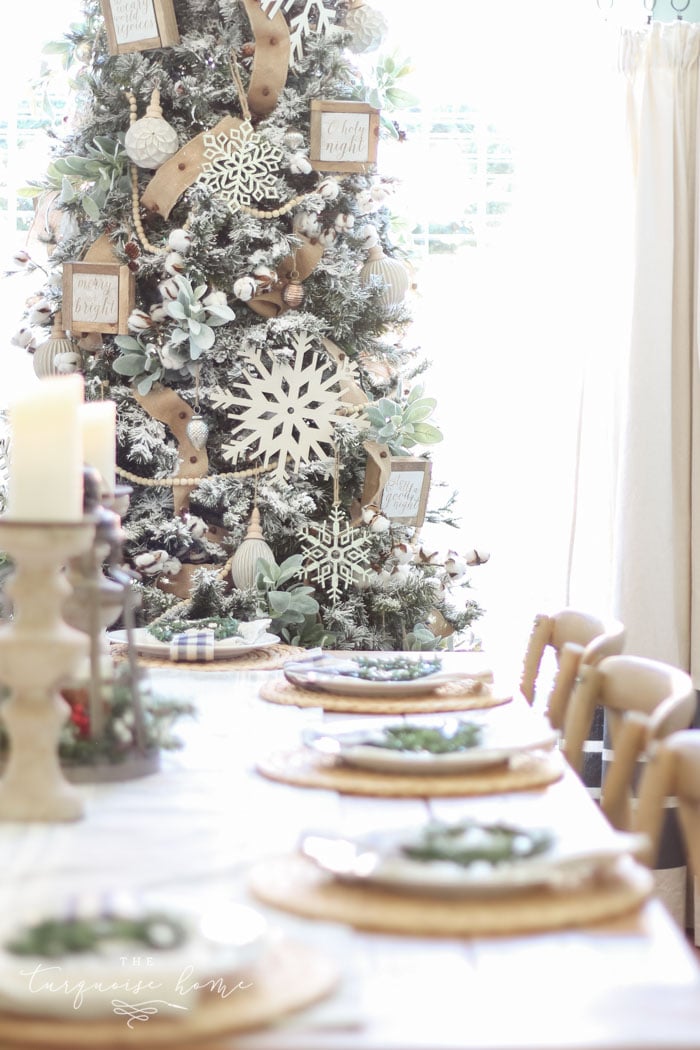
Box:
xmin=310 ymin=100 xmax=380 ymax=173
xmin=361 ymin=442 xmax=432 ymax=528
xmin=62 ymin=262 xmax=135 ymax=336
xmin=100 ymin=0 xmax=180 ymax=55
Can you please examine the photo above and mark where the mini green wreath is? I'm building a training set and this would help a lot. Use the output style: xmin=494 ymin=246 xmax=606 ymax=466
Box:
xmin=147 ymin=616 xmax=241 ymax=642
xmin=401 ymin=821 xmax=554 ymax=868
xmin=362 ymin=722 xmax=482 ymax=754
xmin=5 ymin=913 xmax=188 ymax=958
xmin=339 ymin=654 xmax=442 ymax=682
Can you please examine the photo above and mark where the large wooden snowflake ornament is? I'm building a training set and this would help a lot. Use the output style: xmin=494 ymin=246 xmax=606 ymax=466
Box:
xmin=197 ymin=120 xmax=283 ymax=211
xmin=300 ymin=503 xmax=371 ymax=601
xmin=208 ymin=333 xmax=353 ymax=480
xmin=259 ymin=0 xmax=336 ymax=65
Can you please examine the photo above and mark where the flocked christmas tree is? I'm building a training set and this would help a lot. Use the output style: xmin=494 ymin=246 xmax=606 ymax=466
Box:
xmin=9 ymin=0 xmax=486 ymax=651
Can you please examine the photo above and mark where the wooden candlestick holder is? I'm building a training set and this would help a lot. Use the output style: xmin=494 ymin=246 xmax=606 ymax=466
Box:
xmin=0 ymin=518 xmax=95 ymax=821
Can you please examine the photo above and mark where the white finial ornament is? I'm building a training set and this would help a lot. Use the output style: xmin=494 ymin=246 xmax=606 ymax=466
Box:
xmin=125 ymin=89 xmax=179 ymax=170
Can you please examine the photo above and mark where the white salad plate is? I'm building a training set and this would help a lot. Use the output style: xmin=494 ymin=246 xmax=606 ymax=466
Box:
xmin=283 ymin=653 xmax=494 ymax=698
xmin=302 ymin=712 xmax=557 ymax=774
xmin=299 ymin=823 xmax=646 ymax=898
xmin=109 ymin=625 xmax=280 ymax=659
xmin=0 ymin=893 xmax=268 ymax=1019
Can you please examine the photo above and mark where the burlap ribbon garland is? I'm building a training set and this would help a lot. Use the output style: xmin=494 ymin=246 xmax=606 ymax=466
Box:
xmin=240 ymin=0 xmax=291 ymax=118
xmin=134 ymin=385 xmax=209 ymax=516
xmin=360 ymin=439 xmax=392 ymax=507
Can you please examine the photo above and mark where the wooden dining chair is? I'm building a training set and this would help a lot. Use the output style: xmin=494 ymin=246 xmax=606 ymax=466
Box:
xmin=519 ymin=609 xmax=625 ymax=797
xmin=632 ymin=729 xmax=700 ymax=874
xmin=520 ymin=609 xmax=626 ymax=722
xmin=562 ymin=655 xmax=697 ymax=830
xmin=633 ymin=728 xmax=700 ymax=943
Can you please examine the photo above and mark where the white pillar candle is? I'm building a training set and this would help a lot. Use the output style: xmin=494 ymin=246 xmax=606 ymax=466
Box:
xmin=80 ymin=400 xmax=117 ymax=497
xmin=6 ymin=375 xmax=85 ymax=522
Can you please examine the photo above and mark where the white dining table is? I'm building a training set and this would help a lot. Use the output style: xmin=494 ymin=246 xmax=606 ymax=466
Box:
xmin=0 ymin=653 xmax=699 ymax=1050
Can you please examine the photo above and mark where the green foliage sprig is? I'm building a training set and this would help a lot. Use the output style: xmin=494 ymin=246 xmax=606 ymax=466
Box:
xmin=48 ymin=135 xmax=130 ymax=220
xmin=164 ymin=277 xmax=236 ymax=361
xmin=255 ymin=555 xmax=331 ymax=647
xmin=363 ymin=385 xmax=443 ymax=455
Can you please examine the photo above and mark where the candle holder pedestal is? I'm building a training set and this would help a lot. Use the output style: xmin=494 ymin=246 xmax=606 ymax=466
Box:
xmin=0 ymin=518 xmax=95 ymax=821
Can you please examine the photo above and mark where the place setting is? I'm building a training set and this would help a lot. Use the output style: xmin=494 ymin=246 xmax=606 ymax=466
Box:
xmin=255 ymin=703 xmax=566 ymax=797
xmin=247 ymin=814 xmax=655 ymax=938
xmin=109 ymin=616 xmax=306 ymax=672
xmin=0 ymin=889 xmax=341 ymax=1047
xmin=258 ymin=651 xmax=514 ymax=714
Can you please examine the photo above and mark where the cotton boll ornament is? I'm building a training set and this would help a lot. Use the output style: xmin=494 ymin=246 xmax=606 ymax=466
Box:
xmin=317 ymin=176 xmax=340 ymax=201
xmin=133 ymin=550 xmax=175 ymax=576
xmin=293 ymin=210 xmax=323 ymax=238
xmin=168 ymin=228 xmax=192 ymax=254
xmin=11 ymin=327 xmax=37 ymax=350
xmin=444 ymin=550 xmax=468 ymax=579
xmin=358 ymin=224 xmax=380 ymax=250
xmin=233 ymin=275 xmax=257 ymax=302
xmin=318 ymin=228 xmax=338 ymax=250
xmin=159 ymin=277 xmax=180 ymax=301
xmin=163 ymin=251 xmax=185 ymax=276
xmin=361 ymin=503 xmax=391 ymax=533
xmin=182 ymin=514 xmax=208 ymax=541
xmin=334 ymin=213 xmax=355 ymax=234
xmin=391 ymin=541 xmax=415 ymax=565
xmin=127 ymin=308 xmax=153 ymax=332
xmin=125 ymin=88 xmax=179 ymax=170
xmin=28 ymin=298 xmax=52 ymax=326
xmin=53 ymin=350 xmax=83 ymax=375
xmin=252 ymin=265 xmax=277 ymax=291
xmin=465 ymin=549 xmax=491 ymax=566
xmin=288 ymin=151 xmax=312 ymax=175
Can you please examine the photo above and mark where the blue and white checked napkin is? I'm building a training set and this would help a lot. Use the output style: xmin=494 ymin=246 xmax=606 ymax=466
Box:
xmin=168 ymin=628 xmax=216 ymax=662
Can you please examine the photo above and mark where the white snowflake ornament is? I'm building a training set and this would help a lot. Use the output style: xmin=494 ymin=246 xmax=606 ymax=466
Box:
xmin=208 ymin=333 xmax=353 ymax=480
xmin=198 ymin=120 xmax=283 ymax=212
xmin=300 ymin=503 xmax=371 ymax=602
xmin=260 ymin=0 xmax=336 ymax=66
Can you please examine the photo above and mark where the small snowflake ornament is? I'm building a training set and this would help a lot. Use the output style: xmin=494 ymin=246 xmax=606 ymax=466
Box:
xmin=300 ymin=503 xmax=372 ymax=601
xmin=198 ymin=120 xmax=283 ymax=212
xmin=260 ymin=0 xmax=336 ymax=66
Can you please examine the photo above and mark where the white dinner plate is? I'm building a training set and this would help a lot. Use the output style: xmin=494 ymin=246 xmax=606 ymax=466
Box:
xmin=283 ymin=653 xmax=494 ymax=698
xmin=109 ymin=626 xmax=280 ymax=659
xmin=299 ymin=822 xmax=646 ymax=898
xmin=0 ymin=893 xmax=268 ymax=1019
xmin=302 ymin=713 xmax=557 ymax=774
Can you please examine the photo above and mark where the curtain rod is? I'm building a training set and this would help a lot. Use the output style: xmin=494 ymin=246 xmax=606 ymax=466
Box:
xmin=597 ymin=0 xmax=694 ymax=21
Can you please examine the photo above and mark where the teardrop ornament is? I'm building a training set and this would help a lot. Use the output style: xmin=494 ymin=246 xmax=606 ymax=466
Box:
xmin=186 ymin=413 xmax=209 ymax=450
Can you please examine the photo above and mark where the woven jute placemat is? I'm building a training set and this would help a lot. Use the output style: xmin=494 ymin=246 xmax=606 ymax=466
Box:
xmin=255 ymin=746 xmax=564 ymax=797
xmin=110 ymin=642 xmax=305 ymax=672
xmin=0 ymin=939 xmax=338 ymax=1048
xmin=258 ymin=678 xmax=513 ymax=715
xmin=248 ymin=854 xmax=654 ymax=937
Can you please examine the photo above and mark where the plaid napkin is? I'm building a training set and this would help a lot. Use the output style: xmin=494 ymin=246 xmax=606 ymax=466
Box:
xmin=168 ymin=628 xmax=216 ymax=662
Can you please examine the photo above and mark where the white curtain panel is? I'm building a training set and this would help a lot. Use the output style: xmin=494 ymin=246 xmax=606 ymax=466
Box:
xmin=615 ymin=22 xmax=700 ymax=686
